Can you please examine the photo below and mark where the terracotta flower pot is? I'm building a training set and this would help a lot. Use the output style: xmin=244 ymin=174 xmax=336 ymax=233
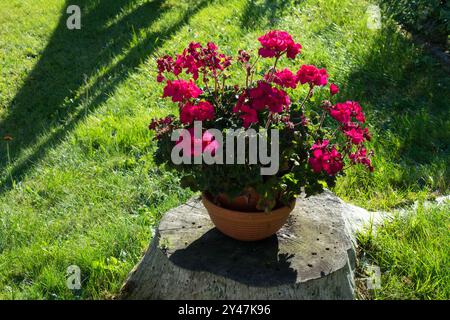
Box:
xmin=216 ymin=188 xmax=260 ymax=211
xmin=202 ymin=192 xmax=295 ymax=241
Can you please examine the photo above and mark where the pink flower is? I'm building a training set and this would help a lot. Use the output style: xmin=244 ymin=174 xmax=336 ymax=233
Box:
xmin=287 ymin=42 xmax=302 ymax=59
xmin=349 ymin=147 xmax=374 ymax=172
xmin=348 ymin=101 xmax=365 ymax=123
xmin=176 ymin=128 xmax=220 ymax=157
xmin=309 ymin=141 xmax=343 ymax=176
xmin=233 ymin=83 xmax=290 ymax=127
xmin=233 ymin=92 xmax=259 ymax=128
xmin=363 ymin=127 xmax=372 ymax=141
xmin=239 ymin=104 xmax=259 ymax=128
xmin=237 ymin=50 xmax=251 ymax=63
xmin=162 ymin=79 xmax=202 ymax=103
xmin=200 ymin=42 xmax=232 ymax=74
xmin=329 ymin=102 xmax=352 ymax=123
xmin=330 ymin=83 xmax=339 ymax=96
xmin=176 ymin=53 xmax=199 ymax=80
xmin=343 ymin=123 xmax=365 ymax=144
xmin=148 ymin=116 xmax=173 ymax=130
xmin=329 ymin=101 xmax=366 ymax=124
xmin=156 ymin=55 xmax=175 ymax=82
xmin=265 ymin=68 xmax=297 ymax=89
xmin=249 ymin=81 xmax=290 ymax=113
xmin=161 ymin=42 xmax=231 ymax=82
xmin=258 ymin=30 xmax=302 ymax=59
xmin=309 ymin=140 xmax=329 ymax=173
xmin=156 ymin=73 xmax=165 ymax=83
xmin=309 ymin=153 xmax=324 ymax=173
xmin=323 ymin=147 xmax=344 ymax=175
xmin=296 ymin=65 xmax=328 ymax=87
xmin=311 ymin=139 xmax=330 ymax=150
xmin=180 ymin=101 xmax=215 ymax=124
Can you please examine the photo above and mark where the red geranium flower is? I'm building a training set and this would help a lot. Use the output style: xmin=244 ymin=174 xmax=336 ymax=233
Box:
xmin=309 ymin=140 xmax=343 ymax=176
xmin=258 ymin=30 xmax=302 ymax=59
xmin=180 ymin=101 xmax=215 ymax=124
xmin=176 ymin=128 xmax=219 ymax=157
xmin=233 ymin=92 xmax=259 ymax=128
xmin=265 ymin=68 xmax=297 ymax=89
xmin=329 ymin=101 xmax=365 ymax=124
xmin=249 ymin=81 xmax=290 ymax=113
xmin=349 ymin=147 xmax=374 ymax=172
xmin=239 ymin=104 xmax=259 ymax=128
xmin=330 ymin=83 xmax=339 ymax=96
xmin=156 ymin=55 xmax=175 ymax=82
xmin=347 ymin=101 xmax=365 ymax=123
xmin=296 ymin=65 xmax=328 ymax=87
xmin=163 ymin=79 xmax=202 ymax=103
xmin=342 ymin=122 xmax=365 ymax=144
xmin=329 ymin=102 xmax=352 ymax=124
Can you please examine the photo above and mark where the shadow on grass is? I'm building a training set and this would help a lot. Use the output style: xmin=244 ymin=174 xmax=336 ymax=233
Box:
xmin=343 ymin=24 xmax=449 ymax=192
xmin=240 ymin=0 xmax=298 ymax=30
xmin=0 ymin=0 xmax=213 ymax=192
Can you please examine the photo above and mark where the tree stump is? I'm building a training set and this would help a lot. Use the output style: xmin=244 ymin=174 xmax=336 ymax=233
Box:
xmin=119 ymin=190 xmax=357 ymax=299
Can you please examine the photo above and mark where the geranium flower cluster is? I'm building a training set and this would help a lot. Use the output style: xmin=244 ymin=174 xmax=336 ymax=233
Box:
xmin=349 ymin=147 xmax=374 ymax=171
xmin=258 ymin=30 xmax=302 ymax=59
xmin=156 ymin=42 xmax=231 ymax=83
xmin=309 ymin=140 xmax=343 ymax=176
xmin=329 ymin=101 xmax=365 ymax=123
xmin=265 ymin=69 xmax=297 ymax=89
xmin=321 ymin=100 xmax=373 ymax=172
xmin=308 ymin=99 xmax=373 ymax=174
xmin=176 ymin=128 xmax=219 ymax=157
xmin=180 ymin=101 xmax=215 ymax=124
xmin=148 ymin=116 xmax=173 ymax=139
xmin=162 ymin=79 xmax=202 ymax=103
xmin=232 ymin=81 xmax=291 ymax=127
xmin=151 ymin=30 xmax=374 ymax=183
xmin=297 ymin=65 xmax=329 ymax=87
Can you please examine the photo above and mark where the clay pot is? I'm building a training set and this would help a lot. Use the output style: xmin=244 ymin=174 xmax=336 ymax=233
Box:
xmin=215 ymin=188 xmax=260 ymax=212
xmin=202 ymin=192 xmax=295 ymax=241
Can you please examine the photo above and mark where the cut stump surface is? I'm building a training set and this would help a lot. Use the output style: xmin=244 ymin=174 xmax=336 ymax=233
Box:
xmin=120 ymin=190 xmax=356 ymax=299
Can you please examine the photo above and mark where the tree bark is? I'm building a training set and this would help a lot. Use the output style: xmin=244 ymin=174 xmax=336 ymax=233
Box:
xmin=119 ymin=190 xmax=356 ymax=300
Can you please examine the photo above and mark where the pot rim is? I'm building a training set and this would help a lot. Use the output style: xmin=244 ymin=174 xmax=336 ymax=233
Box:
xmin=202 ymin=192 xmax=295 ymax=216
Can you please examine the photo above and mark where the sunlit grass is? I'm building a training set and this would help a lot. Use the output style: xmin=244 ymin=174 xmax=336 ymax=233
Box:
xmin=0 ymin=0 xmax=448 ymax=299
xmin=358 ymin=202 xmax=450 ymax=299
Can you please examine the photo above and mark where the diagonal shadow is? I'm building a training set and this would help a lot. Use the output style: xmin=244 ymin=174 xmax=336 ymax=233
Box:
xmin=342 ymin=23 xmax=450 ymax=190
xmin=0 ymin=0 xmax=213 ymax=192
xmin=240 ymin=0 xmax=298 ymax=30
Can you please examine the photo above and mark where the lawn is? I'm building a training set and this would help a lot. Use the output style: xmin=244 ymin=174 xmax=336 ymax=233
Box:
xmin=358 ymin=201 xmax=450 ymax=299
xmin=0 ymin=0 xmax=448 ymax=299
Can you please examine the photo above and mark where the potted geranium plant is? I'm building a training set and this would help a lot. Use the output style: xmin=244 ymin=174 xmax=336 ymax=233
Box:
xmin=149 ymin=30 xmax=373 ymax=241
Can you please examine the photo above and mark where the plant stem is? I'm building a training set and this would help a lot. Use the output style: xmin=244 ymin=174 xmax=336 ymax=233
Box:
xmin=249 ymin=55 xmax=260 ymax=70
xmin=221 ymin=76 xmax=226 ymax=94
xmin=317 ymin=110 xmax=326 ymax=131
xmin=265 ymin=113 xmax=273 ymax=129
xmin=299 ymin=86 xmax=314 ymax=113
xmin=245 ymin=65 xmax=250 ymax=88
xmin=273 ymin=56 xmax=279 ymax=69
xmin=203 ymin=71 xmax=210 ymax=91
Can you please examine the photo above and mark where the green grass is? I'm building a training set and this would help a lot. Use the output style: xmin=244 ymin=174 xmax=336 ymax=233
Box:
xmin=358 ymin=201 xmax=450 ymax=299
xmin=0 ymin=0 xmax=448 ymax=299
